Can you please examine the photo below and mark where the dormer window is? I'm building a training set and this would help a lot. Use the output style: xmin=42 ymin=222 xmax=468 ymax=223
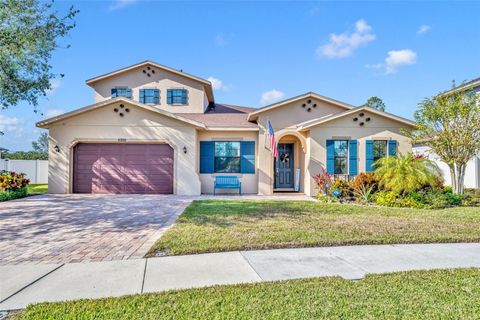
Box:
xmin=167 ymin=89 xmax=188 ymax=105
xmin=139 ymin=89 xmax=160 ymax=104
xmin=111 ymin=87 xmax=132 ymax=99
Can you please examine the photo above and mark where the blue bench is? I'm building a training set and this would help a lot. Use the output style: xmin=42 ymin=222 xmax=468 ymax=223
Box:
xmin=214 ymin=176 xmax=242 ymax=195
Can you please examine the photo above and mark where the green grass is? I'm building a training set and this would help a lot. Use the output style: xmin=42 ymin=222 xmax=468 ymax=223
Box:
xmin=27 ymin=184 xmax=48 ymax=195
xmin=14 ymin=269 xmax=480 ymax=319
xmin=149 ymin=200 xmax=480 ymax=256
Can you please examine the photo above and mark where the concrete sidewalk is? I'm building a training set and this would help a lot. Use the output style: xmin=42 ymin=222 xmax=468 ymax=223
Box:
xmin=2 ymin=243 xmax=480 ymax=310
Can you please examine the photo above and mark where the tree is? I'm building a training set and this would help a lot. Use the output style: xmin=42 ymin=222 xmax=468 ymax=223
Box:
xmin=366 ymin=96 xmax=386 ymax=112
xmin=374 ymin=153 xmax=442 ymax=195
xmin=0 ymin=0 xmax=78 ymax=110
xmin=406 ymin=87 xmax=480 ymax=194
xmin=4 ymin=150 xmax=48 ymax=160
xmin=32 ymin=132 xmax=48 ymax=154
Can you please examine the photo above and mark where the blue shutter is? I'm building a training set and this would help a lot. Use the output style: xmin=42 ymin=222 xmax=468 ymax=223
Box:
xmin=139 ymin=89 xmax=145 ymax=103
xmin=365 ymin=140 xmax=374 ymax=172
xmin=111 ymin=88 xmax=117 ymax=98
xmin=349 ymin=140 xmax=358 ymax=176
xmin=181 ymin=89 xmax=188 ymax=104
xmin=167 ymin=90 xmax=172 ymax=104
xmin=200 ymin=141 xmax=214 ymax=174
xmin=240 ymin=141 xmax=255 ymax=174
xmin=154 ymin=89 xmax=160 ymax=104
xmin=126 ymin=88 xmax=132 ymax=99
xmin=388 ymin=140 xmax=397 ymax=157
xmin=326 ymin=140 xmax=335 ymax=174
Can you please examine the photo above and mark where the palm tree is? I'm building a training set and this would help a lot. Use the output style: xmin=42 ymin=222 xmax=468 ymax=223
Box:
xmin=374 ymin=153 xmax=442 ymax=195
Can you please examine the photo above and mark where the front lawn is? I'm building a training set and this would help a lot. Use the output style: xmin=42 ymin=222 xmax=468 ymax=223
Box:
xmin=27 ymin=184 xmax=48 ymax=195
xmin=14 ymin=269 xmax=480 ymax=319
xmin=149 ymin=200 xmax=480 ymax=256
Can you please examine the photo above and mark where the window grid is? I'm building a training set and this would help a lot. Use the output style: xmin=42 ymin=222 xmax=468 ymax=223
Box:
xmin=167 ymin=89 xmax=188 ymax=105
xmin=373 ymin=140 xmax=388 ymax=163
xmin=334 ymin=140 xmax=348 ymax=175
xmin=140 ymin=89 xmax=160 ymax=104
xmin=214 ymin=141 xmax=241 ymax=173
xmin=111 ymin=87 xmax=131 ymax=99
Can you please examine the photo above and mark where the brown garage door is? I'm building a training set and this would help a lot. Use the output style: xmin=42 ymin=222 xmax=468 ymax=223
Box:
xmin=73 ymin=143 xmax=173 ymax=194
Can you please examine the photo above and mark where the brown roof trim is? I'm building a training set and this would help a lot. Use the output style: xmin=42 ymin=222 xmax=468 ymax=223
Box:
xmin=36 ymin=97 xmax=207 ymax=129
xmin=85 ymin=60 xmax=215 ymax=103
xmin=247 ymin=92 xmax=355 ymax=121
xmin=297 ymin=106 xmax=416 ymax=130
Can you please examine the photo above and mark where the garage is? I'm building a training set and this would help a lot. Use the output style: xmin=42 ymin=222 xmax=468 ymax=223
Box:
xmin=73 ymin=143 xmax=174 ymax=194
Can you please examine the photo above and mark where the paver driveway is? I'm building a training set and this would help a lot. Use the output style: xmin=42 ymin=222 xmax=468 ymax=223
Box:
xmin=0 ymin=194 xmax=192 ymax=265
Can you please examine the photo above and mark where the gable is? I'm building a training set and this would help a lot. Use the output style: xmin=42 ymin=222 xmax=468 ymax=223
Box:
xmin=298 ymin=106 xmax=416 ymax=131
xmin=36 ymin=98 xmax=205 ymax=129
xmin=255 ymin=96 xmax=351 ymax=130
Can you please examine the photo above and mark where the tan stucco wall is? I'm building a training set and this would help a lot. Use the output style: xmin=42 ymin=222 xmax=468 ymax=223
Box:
xmin=197 ymin=131 xmax=259 ymax=194
xmin=47 ymin=100 xmax=201 ymax=195
xmin=90 ymin=66 xmax=208 ymax=114
xmin=307 ymin=110 xmax=412 ymax=196
xmin=256 ymin=97 xmax=349 ymax=130
xmin=256 ymin=97 xmax=347 ymax=195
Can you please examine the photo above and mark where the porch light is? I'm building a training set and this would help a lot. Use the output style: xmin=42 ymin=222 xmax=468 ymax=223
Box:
xmin=183 ymin=146 xmax=187 ymax=154
xmin=54 ymin=145 xmax=60 ymax=152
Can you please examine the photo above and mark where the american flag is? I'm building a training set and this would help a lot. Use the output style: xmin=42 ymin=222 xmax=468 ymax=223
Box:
xmin=267 ymin=120 xmax=278 ymax=158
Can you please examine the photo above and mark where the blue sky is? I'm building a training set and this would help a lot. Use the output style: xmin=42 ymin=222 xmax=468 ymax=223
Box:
xmin=1 ymin=0 xmax=479 ymax=151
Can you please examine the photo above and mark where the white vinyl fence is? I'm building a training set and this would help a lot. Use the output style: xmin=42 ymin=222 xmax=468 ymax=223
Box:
xmin=0 ymin=159 xmax=48 ymax=184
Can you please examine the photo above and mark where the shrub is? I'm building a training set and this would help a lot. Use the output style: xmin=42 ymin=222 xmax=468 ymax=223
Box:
xmin=0 ymin=171 xmax=30 ymax=191
xmin=316 ymin=193 xmax=337 ymax=203
xmin=330 ymin=179 xmax=354 ymax=199
xmin=397 ymin=194 xmax=427 ymax=208
xmin=0 ymin=187 xmax=27 ymax=202
xmin=374 ymin=153 xmax=443 ymax=195
xmin=351 ymin=173 xmax=377 ymax=203
xmin=314 ymin=168 xmax=333 ymax=195
xmin=0 ymin=171 xmax=29 ymax=202
xmin=351 ymin=172 xmax=377 ymax=191
xmin=461 ymin=189 xmax=480 ymax=207
xmin=374 ymin=191 xmax=400 ymax=207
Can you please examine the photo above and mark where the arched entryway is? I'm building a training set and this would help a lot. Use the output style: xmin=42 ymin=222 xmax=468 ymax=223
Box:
xmin=274 ymin=133 xmax=306 ymax=192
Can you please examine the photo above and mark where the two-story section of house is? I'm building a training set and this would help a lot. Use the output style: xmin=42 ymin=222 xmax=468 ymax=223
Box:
xmin=37 ymin=60 xmax=416 ymax=196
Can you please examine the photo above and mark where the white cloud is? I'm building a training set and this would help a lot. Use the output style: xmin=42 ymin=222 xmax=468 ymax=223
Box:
xmin=207 ymin=76 xmax=230 ymax=91
xmin=0 ymin=115 xmax=24 ymax=135
xmin=365 ymin=63 xmax=383 ymax=70
xmin=45 ymin=109 xmax=65 ymax=118
xmin=260 ymin=89 xmax=284 ymax=106
xmin=46 ymin=79 xmax=61 ymax=95
xmin=317 ymin=19 xmax=376 ymax=58
xmin=215 ymin=32 xmax=234 ymax=46
xmin=108 ymin=0 xmax=137 ymax=11
xmin=417 ymin=25 xmax=431 ymax=35
xmin=385 ymin=49 xmax=417 ymax=74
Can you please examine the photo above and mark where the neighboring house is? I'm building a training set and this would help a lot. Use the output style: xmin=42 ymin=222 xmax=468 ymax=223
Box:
xmin=413 ymin=77 xmax=480 ymax=189
xmin=37 ymin=61 xmax=415 ymax=196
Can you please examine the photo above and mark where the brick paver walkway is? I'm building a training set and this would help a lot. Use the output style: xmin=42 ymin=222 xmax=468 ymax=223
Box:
xmin=0 ymin=194 xmax=192 ymax=265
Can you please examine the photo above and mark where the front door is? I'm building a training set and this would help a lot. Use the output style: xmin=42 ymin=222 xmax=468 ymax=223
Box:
xmin=275 ymin=143 xmax=294 ymax=189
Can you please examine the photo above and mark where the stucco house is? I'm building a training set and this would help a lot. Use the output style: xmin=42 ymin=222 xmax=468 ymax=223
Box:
xmin=37 ymin=61 xmax=415 ymax=196
xmin=413 ymin=77 xmax=480 ymax=188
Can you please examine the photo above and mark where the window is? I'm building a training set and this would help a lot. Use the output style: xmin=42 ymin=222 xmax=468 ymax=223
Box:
xmin=373 ymin=140 xmax=388 ymax=163
xmin=334 ymin=140 xmax=348 ymax=174
xmin=111 ymin=87 xmax=132 ymax=99
xmin=167 ymin=89 xmax=188 ymax=105
xmin=139 ymin=89 xmax=160 ymax=104
xmin=214 ymin=142 xmax=240 ymax=173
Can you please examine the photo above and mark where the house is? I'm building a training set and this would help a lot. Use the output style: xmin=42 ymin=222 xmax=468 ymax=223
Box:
xmin=413 ymin=77 xmax=480 ymax=189
xmin=37 ymin=61 xmax=416 ymax=196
